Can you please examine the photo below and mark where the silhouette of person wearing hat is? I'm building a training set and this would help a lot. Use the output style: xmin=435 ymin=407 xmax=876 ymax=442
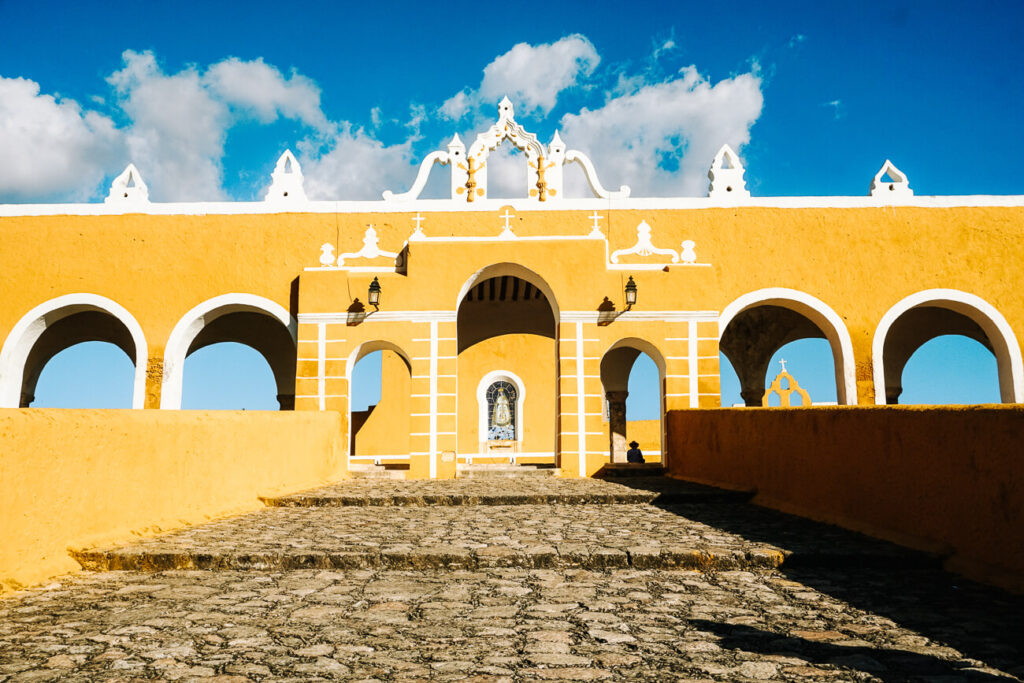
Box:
xmin=626 ymin=440 xmax=645 ymax=463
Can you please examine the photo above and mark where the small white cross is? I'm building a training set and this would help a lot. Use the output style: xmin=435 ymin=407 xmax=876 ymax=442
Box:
xmin=588 ymin=211 xmax=604 ymax=238
xmin=779 ymin=358 xmax=788 ymax=373
xmin=412 ymin=212 xmax=424 ymax=231
xmin=500 ymin=208 xmax=515 ymax=231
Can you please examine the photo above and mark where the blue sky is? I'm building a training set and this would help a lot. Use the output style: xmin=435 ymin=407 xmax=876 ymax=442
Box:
xmin=3 ymin=1 xmax=1018 ymax=411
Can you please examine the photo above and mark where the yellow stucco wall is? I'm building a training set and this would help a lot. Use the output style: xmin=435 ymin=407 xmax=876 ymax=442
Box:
xmin=353 ymin=350 xmax=411 ymax=458
xmin=0 ymin=409 xmax=346 ymax=594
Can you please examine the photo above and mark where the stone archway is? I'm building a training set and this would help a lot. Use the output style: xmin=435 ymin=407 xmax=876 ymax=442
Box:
xmin=600 ymin=338 xmax=667 ymax=465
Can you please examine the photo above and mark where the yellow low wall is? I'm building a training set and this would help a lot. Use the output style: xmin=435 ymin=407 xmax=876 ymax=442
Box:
xmin=667 ymin=406 xmax=1024 ymax=593
xmin=0 ymin=409 xmax=346 ymax=594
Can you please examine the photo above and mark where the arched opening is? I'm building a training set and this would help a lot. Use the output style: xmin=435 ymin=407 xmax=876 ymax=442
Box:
xmin=456 ymin=264 xmax=558 ymax=464
xmin=0 ymin=294 xmax=147 ymax=408
xmin=719 ymin=289 xmax=857 ymax=406
xmin=182 ymin=342 xmax=279 ymax=410
xmin=33 ymin=342 xmax=135 ymax=408
xmin=346 ymin=341 xmax=412 ymax=465
xmin=873 ymin=290 xmax=1023 ymax=404
xmin=161 ymin=294 xmax=296 ymax=410
xmin=600 ymin=338 xmax=666 ymax=465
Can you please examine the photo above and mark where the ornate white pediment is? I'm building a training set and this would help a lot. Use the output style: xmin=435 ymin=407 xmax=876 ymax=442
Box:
xmin=265 ymin=150 xmax=307 ymax=203
xmin=383 ymin=96 xmax=629 ymax=203
xmin=610 ymin=220 xmax=679 ymax=265
xmin=707 ymin=144 xmax=750 ymax=199
xmin=870 ymin=160 xmax=913 ymax=199
xmin=105 ymin=164 xmax=149 ymax=205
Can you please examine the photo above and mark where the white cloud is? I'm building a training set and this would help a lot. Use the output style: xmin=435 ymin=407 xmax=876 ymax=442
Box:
xmin=442 ymin=35 xmax=599 ymax=119
xmin=0 ymin=77 xmax=123 ymax=202
xmin=559 ymin=65 xmax=763 ymax=197
xmin=108 ymin=50 xmax=230 ymax=201
xmin=299 ymin=123 xmax=416 ymax=201
xmin=203 ymin=57 xmax=330 ymax=132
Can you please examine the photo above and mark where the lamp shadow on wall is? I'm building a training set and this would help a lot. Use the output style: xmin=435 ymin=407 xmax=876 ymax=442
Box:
xmin=597 ymin=297 xmax=620 ymax=326
xmin=347 ymin=299 xmax=367 ymax=326
xmin=603 ymin=476 xmax=1024 ymax=676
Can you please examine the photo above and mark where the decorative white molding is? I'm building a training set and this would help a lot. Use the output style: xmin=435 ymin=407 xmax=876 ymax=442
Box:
xmin=318 ymin=243 xmax=337 ymax=267
xmin=680 ymin=240 xmax=698 ymax=264
xmin=298 ymin=309 xmax=717 ymax=325
xmin=564 ymin=150 xmax=631 ymax=199
xmin=337 ymin=226 xmax=399 ymax=266
xmin=0 ymin=293 xmax=149 ymax=409
xmin=610 ymin=220 xmax=679 ymax=264
xmin=383 ymin=150 xmax=451 ymax=202
xmin=160 ymin=294 xmax=296 ymax=409
xmin=105 ymin=164 xmax=149 ymax=205
xmin=871 ymin=289 xmax=1024 ymax=404
xmin=719 ymin=288 xmax=858 ymax=405
xmin=264 ymin=150 xmax=307 ymax=203
xmin=870 ymin=160 xmax=913 ymax=199
xmin=707 ymin=144 xmax=750 ymax=199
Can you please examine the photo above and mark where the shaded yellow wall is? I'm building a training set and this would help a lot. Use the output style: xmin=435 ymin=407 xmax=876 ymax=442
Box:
xmin=457 ymin=333 xmax=557 ymax=456
xmin=354 ymin=350 xmax=411 ymax=457
xmin=0 ymin=409 xmax=346 ymax=594
xmin=667 ymin=406 xmax=1024 ymax=593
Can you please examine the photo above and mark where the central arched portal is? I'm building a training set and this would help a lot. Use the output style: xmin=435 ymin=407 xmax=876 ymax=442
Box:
xmin=456 ymin=264 xmax=557 ymax=464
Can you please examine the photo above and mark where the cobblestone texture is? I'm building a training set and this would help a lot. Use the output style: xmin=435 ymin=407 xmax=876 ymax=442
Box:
xmin=72 ymin=503 xmax=928 ymax=573
xmin=4 ymin=478 xmax=1023 ymax=681
xmin=2 ymin=567 xmax=1022 ymax=681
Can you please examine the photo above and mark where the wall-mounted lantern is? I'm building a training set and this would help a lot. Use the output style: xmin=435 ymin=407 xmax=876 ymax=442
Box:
xmin=624 ymin=275 xmax=637 ymax=310
xmin=368 ymin=277 xmax=381 ymax=310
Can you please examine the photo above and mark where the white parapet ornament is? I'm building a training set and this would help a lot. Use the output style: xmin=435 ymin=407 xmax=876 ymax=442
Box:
xmin=264 ymin=150 xmax=307 ymax=203
xmin=707 ymin=144 xmax=750 ymax=199
xmin=870 ymin=160 xmax=913 ymax=199
xmin=105 ymin=164 xmax=150 ymax=205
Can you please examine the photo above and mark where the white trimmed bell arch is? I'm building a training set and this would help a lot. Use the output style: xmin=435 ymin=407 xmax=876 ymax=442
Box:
xmin=477 ymin=370 xmax=526 ymax=447
xmin=719 ymin=288 xmax=858 ymax=405
xmin=455 ymin=262 xmax=561 ymax=320
xmin=0 ymin=293 xmax=148 ymax=409
xmin=872 ymin=289 xmax=1024 ymax=404
xmin=160 ymin=293 xmax=296 ymax=409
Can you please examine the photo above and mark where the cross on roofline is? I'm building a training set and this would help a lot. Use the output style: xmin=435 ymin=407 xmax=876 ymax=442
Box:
xmin=500 ymin=208 xmax=515 ymax=230
xmin=779 ymin=358 xmax=788 ymax=372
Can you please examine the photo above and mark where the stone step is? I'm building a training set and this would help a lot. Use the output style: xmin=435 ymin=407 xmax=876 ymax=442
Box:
xmin=456 ymin=464 xmax=560 ymax=478
xmin=72 ymin=502 xmax=940 ymax=575
xmin=262 ymin=477 xmax=750 ymax=507
xmin=595 ymin=463 xmax=668 ymax=478
xmin=348 ymin=464 xmax=406 ymax=480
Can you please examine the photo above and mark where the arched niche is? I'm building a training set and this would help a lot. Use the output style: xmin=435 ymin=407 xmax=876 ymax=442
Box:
xmin=719 ymin=288 xmax=857 ymax=406
xmin=873 ymin=290 xmax=1024 ymax=404
xmin=0 ymin=294 xmax=148 ymax=408
xmin=476 ymin=370 xmax=527 ymax=448
xmin=161 ymin=294 xmax=296 ymax=409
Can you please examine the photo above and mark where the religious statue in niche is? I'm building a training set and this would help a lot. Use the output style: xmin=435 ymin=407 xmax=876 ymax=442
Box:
xmin=486 ymin=381 xmax=517 ymax=441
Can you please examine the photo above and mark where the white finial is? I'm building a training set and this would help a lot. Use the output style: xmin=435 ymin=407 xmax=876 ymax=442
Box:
xmin=499 ymin=96 xmax=514 ymax=119
xmin=499 ymin=207 xmax=516 ymax=238
xmin=105 ymin=163 xmax=150 ymax=205
xmin=779 ymin=358 xmax=788 ymax=373
xmin=319 ymin=243 xmax=336 ymax=267
xmin=707 ymin=144 xmax=750 ymax=199
xmin=265 ymin=150 xmax=307 ymax=203
xmin=680 ymin=240 xmax=697 ymax=264
xmin=870 ymin=159 xmax=913 ymax=199
xmin=409 ymin=212 xmax=426 ymax=241
xmin=588 ymin=211 xmax=604 ymax=238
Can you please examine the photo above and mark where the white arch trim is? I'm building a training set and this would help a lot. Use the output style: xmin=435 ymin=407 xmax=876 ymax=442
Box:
xmin=160 ymin=293 xmax=296 ymax=409
xmin=872 ymin=289 xmax=1024 ymax=404
xmin=455 ymin=262 xmax=560 ymax=319
xmin=600 ymin=337 xmax=668 ymax=467
xmin=719 ymin=288 xmax=858 ymax=405
xmin=0 ymin=293 xmax=148 ymax=409
xmin=345 ymin=340 xmax=413 ymax=460
xmin=476 ymin=370 xmax=527 ymax=446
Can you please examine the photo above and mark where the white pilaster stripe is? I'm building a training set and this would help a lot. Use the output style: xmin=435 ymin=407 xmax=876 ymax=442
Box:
xmin=575 ymin=321 xmax=587 ymax=477
xmin=317 ymin=323 xmax=326 ymax=411
xmin=429 ymin=320 xmax=438 ymax=479
xmin=688 ymin=321 xmax=699 ymax=408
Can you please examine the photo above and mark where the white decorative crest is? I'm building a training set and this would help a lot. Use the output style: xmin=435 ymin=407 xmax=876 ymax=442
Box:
xmin=265 ymin=150 xmax=307 ymax=203
xmin=105 ymin=164 xmax=149 ymax=205
xmin=382 ymin=97 xmax=630 ymax=202
xmin=610 ymin=220 xmax=679 ymax=264
xmin=870 ymin=160 xmax=913 ymax=199
xmin=319 ymin=243 xmax=336 ymax=267
xmin=707 ymin=144 xmax=750 ymax=198
xmin=680 ymin=240 xmax=698 ymax=264
xmin=337 ymin=226 xmax=399 ymax=266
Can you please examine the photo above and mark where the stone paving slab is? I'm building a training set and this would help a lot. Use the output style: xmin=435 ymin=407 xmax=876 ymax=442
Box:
xmin=72 ymin=503 xmax=932 ymax=573
xmin=262 ymin=477 xmax=750 ymax=507
xmin=2 ymin=566 xmax=1022 ymax=681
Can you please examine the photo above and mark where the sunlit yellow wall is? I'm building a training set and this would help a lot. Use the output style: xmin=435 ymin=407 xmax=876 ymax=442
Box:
xmin=0 ymin=409 xmax=345 ymax=594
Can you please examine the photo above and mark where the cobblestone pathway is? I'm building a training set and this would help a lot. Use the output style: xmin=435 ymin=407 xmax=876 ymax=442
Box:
xmin=3 ymin=477 xmax=1023 ymax=681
